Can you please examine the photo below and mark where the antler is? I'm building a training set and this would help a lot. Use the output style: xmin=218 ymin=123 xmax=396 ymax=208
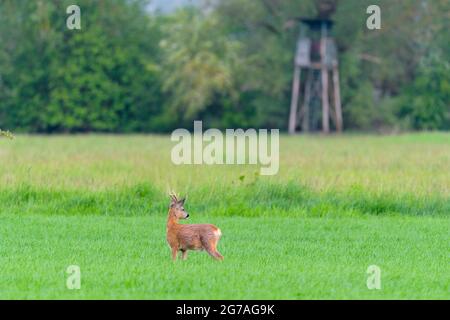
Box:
xmin=169 ymin=191 xmax=178 ymax=203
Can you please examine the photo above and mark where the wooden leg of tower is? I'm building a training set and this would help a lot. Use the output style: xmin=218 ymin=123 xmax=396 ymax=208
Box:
xmin=321 ymin=67 xmax=330 ymax=133
xmin=301 ymin=69 xmax=312 ymax=132
xmin=289 ymin=66 xmax=301 ymax=134
xmin=332 ymin=66 xmax=343 ymax=132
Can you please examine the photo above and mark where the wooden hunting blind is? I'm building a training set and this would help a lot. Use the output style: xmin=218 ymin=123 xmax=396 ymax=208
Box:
xmin=288 ymin=17 xmax=343 ymax=134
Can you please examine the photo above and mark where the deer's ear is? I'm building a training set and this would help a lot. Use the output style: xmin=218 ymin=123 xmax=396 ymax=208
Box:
xmin=179 ymin=197 xmax=186 ymax=205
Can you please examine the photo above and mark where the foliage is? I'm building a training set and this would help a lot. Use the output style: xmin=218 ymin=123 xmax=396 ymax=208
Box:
xmin=0 ymin=0 xmax=163 ymax=133
xmin=396 ymin=52 xmax=450 ymax=130
xmin=157 ymin=9 xmax=238 ymax=128
xmin=0 ymin=0 xmax=448 ymax=132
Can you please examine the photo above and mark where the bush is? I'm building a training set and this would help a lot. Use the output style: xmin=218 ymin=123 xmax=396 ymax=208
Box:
xmin=396 ymin=52 xmax=450 ymax=130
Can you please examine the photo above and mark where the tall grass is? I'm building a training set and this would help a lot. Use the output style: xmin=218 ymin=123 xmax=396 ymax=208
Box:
xmin=0 ymin=181 xmax=448 ymax=217
xmin=0 ymin=133 xmax=448 ymax=217
xmin=0 ymin=133 xmax=449 ymax=217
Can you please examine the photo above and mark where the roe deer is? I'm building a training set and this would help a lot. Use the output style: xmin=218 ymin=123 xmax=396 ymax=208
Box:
xmin=166 ymin=193 xmax=223 ymax=261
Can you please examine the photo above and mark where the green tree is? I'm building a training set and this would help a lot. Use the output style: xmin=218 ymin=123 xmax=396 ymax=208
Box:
xmin=397 ymin=51 xmax=450 ymax=130
xmin=156 ymin=8 xmax=239 ymax=129
xmin=0 ymin=0 xmax=163 ymax=132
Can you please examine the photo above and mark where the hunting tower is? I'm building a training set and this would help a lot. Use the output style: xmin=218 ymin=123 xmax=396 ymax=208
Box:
xmin=288 ymin=2 xmax=342 ymax=134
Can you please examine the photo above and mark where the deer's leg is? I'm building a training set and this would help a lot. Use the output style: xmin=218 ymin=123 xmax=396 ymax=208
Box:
xmin=203 ymin=240 xmax=224 ymax=261
xmin=181 ymin=249 xmax=188 ymax=260
xmin=212 ymin=250 xmax=224 ymax=260
xmin=207 ymin=249 xmax=223 ymax=260
xmin=211 ymin=238 xmax=224 ymax=260
xmin=205 ymin=248 xmax=219 ymax=260
xmin=171 ymin=247 xmax=178 ymax=261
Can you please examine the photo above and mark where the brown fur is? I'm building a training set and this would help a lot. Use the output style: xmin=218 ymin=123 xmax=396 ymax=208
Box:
xmin=166 ymin=194 xmax=223 ymax=261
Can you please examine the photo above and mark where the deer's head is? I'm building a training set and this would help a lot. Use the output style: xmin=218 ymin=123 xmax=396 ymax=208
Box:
xmin=169 ymin=193 xmax=189 ymax=219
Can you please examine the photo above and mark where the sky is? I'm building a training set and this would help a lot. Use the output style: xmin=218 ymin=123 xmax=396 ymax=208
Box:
xmin=148 ymin=0 xmax=201 ymax=13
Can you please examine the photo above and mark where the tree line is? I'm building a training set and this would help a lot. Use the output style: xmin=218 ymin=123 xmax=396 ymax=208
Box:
xmin=0 ymin=0 xmax=448 ymax=133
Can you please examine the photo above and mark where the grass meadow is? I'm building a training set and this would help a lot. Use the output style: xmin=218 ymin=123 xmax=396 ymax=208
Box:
xmin=0 ymin=133 xmax=449 ymax=299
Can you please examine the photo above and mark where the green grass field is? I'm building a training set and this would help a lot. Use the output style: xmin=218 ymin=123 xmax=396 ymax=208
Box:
xmin=0 ymin=133 xmax=449 ymax=299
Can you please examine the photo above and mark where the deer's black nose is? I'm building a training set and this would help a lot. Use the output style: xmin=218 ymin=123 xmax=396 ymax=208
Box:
xmin=186 ymin=214 xmax=190 ymax=218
